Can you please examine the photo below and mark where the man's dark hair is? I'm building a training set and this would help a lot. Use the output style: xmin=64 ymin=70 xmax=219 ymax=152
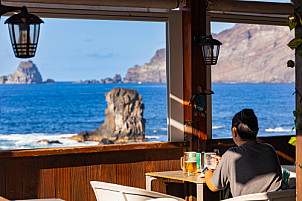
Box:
xmin=232 ymin=109 xmax=259 ymax=140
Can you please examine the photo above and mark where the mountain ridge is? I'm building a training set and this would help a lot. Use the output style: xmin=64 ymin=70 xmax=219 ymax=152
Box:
xmin=123 ymin=24 xmax=295 ymax=83
xmin=1 ymin=24 xmax=295 ymax=84
xmin=212 ymin=24 xmax=295 ymax=83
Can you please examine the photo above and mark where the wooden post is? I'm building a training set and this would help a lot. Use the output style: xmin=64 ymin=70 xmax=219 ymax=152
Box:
xmin=181 ymin=0 xmax=208 ymax=152
xmin=296 ymin=1 xmax=302 ymax=200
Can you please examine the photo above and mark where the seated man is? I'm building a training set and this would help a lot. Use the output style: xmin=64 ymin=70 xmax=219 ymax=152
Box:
xmin=203 ymin=109 xmax=282 ymax=197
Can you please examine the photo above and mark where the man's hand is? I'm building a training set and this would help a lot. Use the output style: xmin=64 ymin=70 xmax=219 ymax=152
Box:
xmin=205 ymin=169 xmax=220 ymax=192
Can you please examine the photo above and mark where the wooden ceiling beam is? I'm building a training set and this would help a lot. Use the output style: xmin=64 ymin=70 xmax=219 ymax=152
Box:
xmin=2 ymin=0 xmax=186 ymax=9
xmin=208 ymin=0 xmax=294 ymax=15
xmin=209 ymin=11 xmax=288 ymax=26
xmin=1 ymin=0 xmax=170 ymax=20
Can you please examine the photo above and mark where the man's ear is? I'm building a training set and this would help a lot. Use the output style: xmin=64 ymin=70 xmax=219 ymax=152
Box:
xmin=232 ymin=127 xmax=237 ymax=137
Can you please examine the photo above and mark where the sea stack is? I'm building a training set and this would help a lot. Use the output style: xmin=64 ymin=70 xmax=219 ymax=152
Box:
xmin=70 ymin=87 xmax=146 ymax=144
xmin=0 ymin=60 xmax=43 ymax=84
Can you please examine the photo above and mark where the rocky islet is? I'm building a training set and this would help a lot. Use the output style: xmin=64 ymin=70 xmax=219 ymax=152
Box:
xmin=69 ymin=87 xmax=146 ymax=144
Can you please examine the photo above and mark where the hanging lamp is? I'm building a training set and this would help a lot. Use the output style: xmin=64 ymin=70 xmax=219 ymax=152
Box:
xmin=0 ymin=0 xmax=43 ymax=58
xmin=194 ymin=32 xmax=222 ymax=65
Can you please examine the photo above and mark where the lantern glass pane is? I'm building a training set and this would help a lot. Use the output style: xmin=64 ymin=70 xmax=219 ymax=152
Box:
xmin=8 ymin=24 xmax=16 ymax=51
xmin=201 ymin=44 xmax=211 ymax=60
xmin=32 ymin=24 xmax=38 ymax=43
xmin=30 ymin=24 xmax=40 ymax=45
xmin=213 ymin=45 xmax=219 ymax=57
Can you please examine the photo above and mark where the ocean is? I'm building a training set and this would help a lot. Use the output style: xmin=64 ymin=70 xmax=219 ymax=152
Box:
xmin=0 ymin=83 xmax=296 ymax=150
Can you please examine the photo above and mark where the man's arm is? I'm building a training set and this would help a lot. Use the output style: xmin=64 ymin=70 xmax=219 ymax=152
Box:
xmin=0 ymin=196 xmax=9 ymax=201
xmin=204 ymin=169 xmax=220 ymax=192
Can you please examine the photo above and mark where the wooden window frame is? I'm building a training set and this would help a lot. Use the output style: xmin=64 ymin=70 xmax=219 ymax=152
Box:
xmin=2 ymin=3 xmax=185 ymax=146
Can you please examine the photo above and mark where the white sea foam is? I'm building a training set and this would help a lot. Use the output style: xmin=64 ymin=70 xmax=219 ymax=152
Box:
xmin=264 ymin=127 xmax=294 ymax=132
xmin=145 ymin=136 xmax=161 ymax=139
xmin=212 ymin=126 xmax=223 ymax=130
xmin=0 ymin=133 xmax=99 ymax=150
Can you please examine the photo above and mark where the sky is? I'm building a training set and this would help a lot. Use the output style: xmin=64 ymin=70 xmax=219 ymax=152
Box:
xmin=0 ymin=18 xmax=166 ymax=81
xmin=0 ymin=0 xmax=290 ymax=81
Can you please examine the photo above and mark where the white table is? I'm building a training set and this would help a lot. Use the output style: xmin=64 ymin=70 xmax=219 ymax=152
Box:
xmin=145 ymin=170 xmax=206 ymax=201
xmin=14 ymin=199 xmax=65 ymax=201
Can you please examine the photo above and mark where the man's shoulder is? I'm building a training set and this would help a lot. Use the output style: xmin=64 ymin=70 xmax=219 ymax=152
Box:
xmin=223 ymin=148 xmax=240 ymax=158
xmin=256 ymin=141 xmax=277 ymax=152
xmin=225 ymin=141 xmax=277 ymax=157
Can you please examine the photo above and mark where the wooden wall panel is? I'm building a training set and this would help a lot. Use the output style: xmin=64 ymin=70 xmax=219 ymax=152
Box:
xmin=86 ymin=164 xmax=102 ymax=201
xmin=145 ymin=149 xmax=183 ymax=173
xmin=6 ymin=158 xmax=24 ymax=200
xmin=86 ymin=153 xmax=102 ymax=201
xmin=0 ymin=140 xmax=293 ymax=201
xmin=99 ymin=152 xmax=118 ymax=184
xmin=0 ymin=159 xmax=6 ymax=198
xmin=70 ymin=166 xmax=88 ymax=201
xmin=38 ymin=157 xmax=56 ymax=199
xmin=22 ymin=158 xmax=39 ymax=199
xmin=55 ymin=156 xmax=72 ymax=201
xmin=116 ymin=150 xmax=146 ymax=188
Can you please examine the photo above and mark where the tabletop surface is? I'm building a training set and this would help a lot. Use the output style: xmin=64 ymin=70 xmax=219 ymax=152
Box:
xmin=146 ymin=170 xmax=206 ymax=184
xmin=146 ymin=166 xmax=295 ymax=185
xmin=14 ymin=199 xmax=65 ymax=201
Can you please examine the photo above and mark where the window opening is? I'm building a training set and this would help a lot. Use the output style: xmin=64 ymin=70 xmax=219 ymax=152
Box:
xmin=211 ymin=22 xmax=295 ymax=139
xmin=0 ymin=17 xmax=168 ymax=149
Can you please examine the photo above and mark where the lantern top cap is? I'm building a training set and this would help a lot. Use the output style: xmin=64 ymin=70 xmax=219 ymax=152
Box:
xmin=199 ymin=35 xmax=222 ymax=46
xmin=4 ymin=7 xmax=44 ymax=24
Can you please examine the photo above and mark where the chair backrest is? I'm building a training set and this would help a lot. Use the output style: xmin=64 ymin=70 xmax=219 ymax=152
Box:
xmin=222 ymin=190 xmax=296 ymax=201
xmin=267 ymin=190 xmax=296 ymax=201
xmin=90 ymin=181 xmax=185 ymax=201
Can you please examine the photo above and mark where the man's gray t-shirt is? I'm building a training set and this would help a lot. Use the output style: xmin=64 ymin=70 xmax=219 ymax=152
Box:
xmin=211 ymin=140 xmax=282 ymax=197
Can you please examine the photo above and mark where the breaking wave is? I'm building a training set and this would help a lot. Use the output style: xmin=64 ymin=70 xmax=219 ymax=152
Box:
xmin=264 ymin=127 xmax=294 ymax=133
xmin=0 ymin=133 xmax=99 ymax=150
xmin=213 ymin=126 xmax=223 ymax=130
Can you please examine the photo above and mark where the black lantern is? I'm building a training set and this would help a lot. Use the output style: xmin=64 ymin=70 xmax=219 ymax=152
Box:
xmin=0 ymin=1 xmax=43 ymax=58
xmin=194 ymin=32 xmax=222 ymax=65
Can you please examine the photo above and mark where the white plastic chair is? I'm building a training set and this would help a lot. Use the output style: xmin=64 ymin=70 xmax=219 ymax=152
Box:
xmin=222 ymin=189 xmax=296 ymax=201
xmin=90 ymin=181 xmax=185 ymax=201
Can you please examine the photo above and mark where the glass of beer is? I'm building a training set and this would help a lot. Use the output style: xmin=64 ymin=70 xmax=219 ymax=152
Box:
xmin=181 ymin=152 xmax=197 ymax=176
xmin=204 ymin=152 xmax=217 ymax=170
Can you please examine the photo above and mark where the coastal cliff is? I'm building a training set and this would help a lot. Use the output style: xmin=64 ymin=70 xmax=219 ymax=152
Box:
xmin=0 ymin=61 xmax=43 ymax=84
xmin=123 ymin=48 xmax=166 ymax=83
xmin=212 ymin=24 xmax=295 ymax=83
xmin=123 ymin=24 xmax=295 ymax=83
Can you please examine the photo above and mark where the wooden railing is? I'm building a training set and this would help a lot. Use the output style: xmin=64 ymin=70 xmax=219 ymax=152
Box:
xmin=0 ymin=142 xmax=188 ymax=201
xmin=0 ymin=136 xmax=295 ymax=201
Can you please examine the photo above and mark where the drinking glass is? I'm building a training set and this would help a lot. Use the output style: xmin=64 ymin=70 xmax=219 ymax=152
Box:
xmin=204 ymin=152 xmax=217 ymax=170
xmin=181 ymin=152 xmax=197 ymax=176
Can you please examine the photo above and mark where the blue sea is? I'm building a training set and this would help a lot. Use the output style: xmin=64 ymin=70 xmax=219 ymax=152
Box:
xmin=0 ymin=83 xmax=296 ymax=150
